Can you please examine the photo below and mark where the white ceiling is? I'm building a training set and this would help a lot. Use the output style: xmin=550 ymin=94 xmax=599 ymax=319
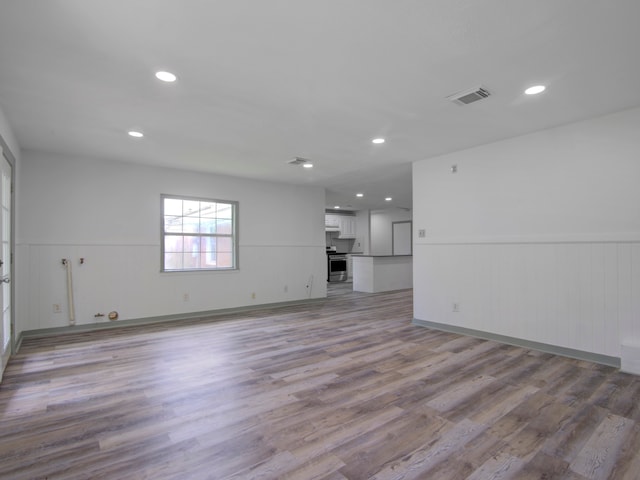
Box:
xmin=1 ymin=0 xmax=640 ymax=211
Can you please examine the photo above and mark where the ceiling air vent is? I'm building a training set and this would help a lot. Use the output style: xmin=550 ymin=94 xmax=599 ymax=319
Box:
xmin=288 ymin=156 xmax=311 ymax=166
xmin=446 ymin=86 xmax=491 ymax=106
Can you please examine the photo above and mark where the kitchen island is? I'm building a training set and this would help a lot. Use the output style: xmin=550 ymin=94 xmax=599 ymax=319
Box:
xmin=352 ymin=255 xmax=413 ymax=293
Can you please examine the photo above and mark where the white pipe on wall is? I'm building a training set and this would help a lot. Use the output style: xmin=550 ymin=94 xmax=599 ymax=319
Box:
xmin=62 ymin=259 xmax=75 ymax=325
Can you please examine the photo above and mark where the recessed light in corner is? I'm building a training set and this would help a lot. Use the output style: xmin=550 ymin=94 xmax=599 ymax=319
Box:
xmin=372 ymin=138 xmax=385 ymax=144
xmin=385 ymin=197 xmax=392 ymax=202
xmin=128 ymin=130 xmax=144 ymax=138
xmin=302 ymin=163 xmax=314 ymax=169
xmin=356 ymin=193 xmax=364 ymax=197
xmin=524 ymin=85 xmax=546 ymax=95
xmin=155 ymin=71 xmax=177 ymax=82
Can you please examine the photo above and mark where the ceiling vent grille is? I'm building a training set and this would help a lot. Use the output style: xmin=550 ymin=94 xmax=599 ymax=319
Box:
xmin=446 ymin=86 xmax=491 ymax=106
xmin=288 ymin=156 xmax=311 ymax=166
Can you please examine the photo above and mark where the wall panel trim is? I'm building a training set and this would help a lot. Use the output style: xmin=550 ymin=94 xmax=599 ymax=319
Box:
xmin=417 ymin=235 xmax=640 ymax=245
xmin=412 ymin=318 xmax=621 ymax=368
xmin=17 ymin=297 xmax=327 ymax=350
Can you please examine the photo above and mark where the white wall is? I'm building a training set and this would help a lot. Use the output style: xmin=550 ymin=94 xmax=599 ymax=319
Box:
xmin=413 ymin=106 xmax=640 ymax=359
xmin=0 ymin=107 xmax=21 ymax=163
xmin=16 ymin=152 xmax=326 ymax=335
xmin=370 ymin=209 xmax=412 ymax=255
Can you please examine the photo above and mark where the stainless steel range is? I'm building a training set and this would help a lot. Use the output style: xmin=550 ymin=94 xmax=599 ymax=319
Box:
xmin=327 ymin=247 xmax=347 ymax=282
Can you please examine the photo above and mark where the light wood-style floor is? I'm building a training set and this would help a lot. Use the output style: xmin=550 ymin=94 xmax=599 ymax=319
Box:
xmin=1 ymin=288 xmax=640 ymax=479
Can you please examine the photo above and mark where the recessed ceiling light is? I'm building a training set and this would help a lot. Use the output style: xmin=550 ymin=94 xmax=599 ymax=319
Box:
xmin=128 ymin=131 xmax=144 ymax=138
xmin=334 ymin=206 xmax=341 ymax=209
xmin=524 ymin=85 xmax=546 ymax=95
xmin=385 ymin=197 xmax=392 ymax=202
xmin=155 ymin=71 xmax=177 ymax=82
xmin=302 ymin=163 xmax=313 ymax=168
xmin=356 ymin=193 xmax=364 ymax=197
xmin=372 ymin=138 xmax=385 ymax=144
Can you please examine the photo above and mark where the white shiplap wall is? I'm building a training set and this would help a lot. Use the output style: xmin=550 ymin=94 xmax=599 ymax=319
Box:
xmin=413 ymin=107 xmax=640 ymax=360
xmin=414 ymin=241 xmax=640 ymax=358
xmin=15 ymin=152 xmax=327 ymax=336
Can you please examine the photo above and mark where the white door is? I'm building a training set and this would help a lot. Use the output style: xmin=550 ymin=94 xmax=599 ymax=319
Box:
xmin=0 ymin=148 xmax=12 ymax=378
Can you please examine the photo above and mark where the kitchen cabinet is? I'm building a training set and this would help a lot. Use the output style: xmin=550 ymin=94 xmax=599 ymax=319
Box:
xmin=352 ymin=255 xmax=413 ymax=293
xmin=325 ymin=214 xmax=356 ymax=238
xmin=325 ymin=214 xmax=340 ymax=231
xmin=338 ymin=216 xmax=356 ymax=239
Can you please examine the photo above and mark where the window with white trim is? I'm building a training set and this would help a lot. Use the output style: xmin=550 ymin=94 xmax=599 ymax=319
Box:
xmin=161 ymin=195 xmax=238 ymax=271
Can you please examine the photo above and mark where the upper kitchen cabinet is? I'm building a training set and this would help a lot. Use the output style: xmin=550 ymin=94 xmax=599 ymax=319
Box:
xmin=325 ymin=213 xmax=357 ymax=239
xmin=338 ymin=216 xmax=356 ymax=239
xmin=325 ymin=214 xmax=340 ymax=232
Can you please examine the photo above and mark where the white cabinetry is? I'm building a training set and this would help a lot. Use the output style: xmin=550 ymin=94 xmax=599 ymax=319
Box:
xmin=325 ymin=214 xmax=356 ymax=238
xmin=338 ymin=216 xmax=356 ymax=239
xmin=352 ymin=256 xmax=413 ymax=293
xmin=325 ymin=214 xmax=340 ymax=231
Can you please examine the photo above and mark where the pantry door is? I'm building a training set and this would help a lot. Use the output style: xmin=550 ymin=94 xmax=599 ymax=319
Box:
xmin=0 ymin=148 xmax=12 ymax=379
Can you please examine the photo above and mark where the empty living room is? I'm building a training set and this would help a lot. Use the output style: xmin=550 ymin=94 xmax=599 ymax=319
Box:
xmin=1 ymin=1 xmax=640 ymax=479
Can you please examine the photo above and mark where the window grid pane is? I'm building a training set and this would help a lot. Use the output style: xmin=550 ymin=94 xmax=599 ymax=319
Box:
xmin=164 ymin=217 xmax=183 ymax=234
xmin=164 ymin=252 xmax=183 ymax=270
xmin=164 ymin=198 xmax=183 ymax=216
xmin=162 ymin=196 xmax=237 ymax=271
xmin=200 ymin=202 xmax=217 ymax=218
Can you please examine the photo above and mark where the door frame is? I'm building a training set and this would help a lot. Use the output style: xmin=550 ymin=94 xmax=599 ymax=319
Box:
xmin=0 ymin=134 xmax=16 ymax=369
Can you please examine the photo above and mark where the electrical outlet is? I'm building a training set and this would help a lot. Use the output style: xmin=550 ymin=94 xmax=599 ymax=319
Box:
xmin=284 ymin=285 xmax=288 ymax=293
xmin=418 ymin=229 xmax=426 ymax=238
xmin=251 ymin=292 xmax=256 ymax=299
xmin=53 ymin=303 xmax=61 ymax=313
xmin=452 ymin=302 xmax=460 ymax=313
xmin=183 ymin=293 xmax=190 ymax=302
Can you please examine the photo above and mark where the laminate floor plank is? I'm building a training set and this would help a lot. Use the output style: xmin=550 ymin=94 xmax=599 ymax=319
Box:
xmin=1 ymin=288 xmax=639 ymax=479
xmin=369 ymin=418 xmax=487 ymax=480
xmin=608 ymin=422 xmax=640 ymax=480
xmin=334 ymin=410 xmax=447 ymax=479
xmin=570 ymin=413 xmax=634 ymax=479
